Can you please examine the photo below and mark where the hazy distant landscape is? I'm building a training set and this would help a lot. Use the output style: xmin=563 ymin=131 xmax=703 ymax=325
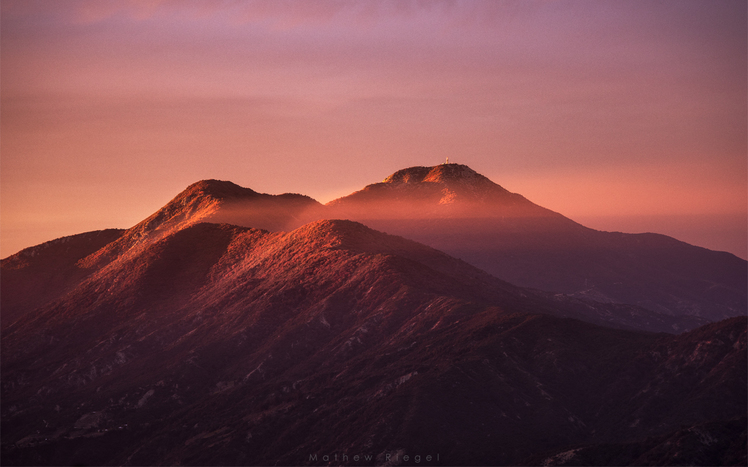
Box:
xmin=2 ymin=1 xmax=746 ymax=466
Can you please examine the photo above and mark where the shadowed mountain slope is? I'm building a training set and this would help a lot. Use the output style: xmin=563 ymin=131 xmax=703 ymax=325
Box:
xmin=520 ymin=416 xmax=747 ymax=466
xmin=2 ymin=219 xmax=745 ymax=466
xmin=0 ymin=229 xmax=125 ymax=329
xmin=328 ymin=164 xmax=747 ymax=321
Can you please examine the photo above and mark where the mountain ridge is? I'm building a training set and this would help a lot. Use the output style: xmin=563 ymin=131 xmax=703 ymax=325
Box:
xmin=2 ymin=177 xmax=745 ymax=466
xmin=4 ymin=164 xmax=745 ymax=327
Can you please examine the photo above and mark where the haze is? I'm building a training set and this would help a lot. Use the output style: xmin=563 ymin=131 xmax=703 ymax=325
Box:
xmin=2 ymin=0 xmax=746 ymax=259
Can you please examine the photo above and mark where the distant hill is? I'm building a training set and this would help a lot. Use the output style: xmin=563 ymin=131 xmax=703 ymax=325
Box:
xmin=328 ymin=164 xmax=747 ymax=321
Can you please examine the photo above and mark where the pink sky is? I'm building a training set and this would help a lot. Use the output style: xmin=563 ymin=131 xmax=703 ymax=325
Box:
xmin=2 ymin=0 xmax=746 ymax=259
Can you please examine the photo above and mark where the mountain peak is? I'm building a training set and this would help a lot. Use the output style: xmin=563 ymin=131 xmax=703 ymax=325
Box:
xmin=383 ymin=163 xmax=488 ymax=185
xmin=180 ymin=179 xmax=260 ymax=201
xmin=327 ymin=162 xmax=544 ymax=217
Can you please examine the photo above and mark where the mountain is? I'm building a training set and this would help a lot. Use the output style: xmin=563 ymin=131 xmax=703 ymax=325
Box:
xmin=2 ymin=219 xmax=745 ymax=466
xmin=0 ymin=180 xmax=322 ymax=328
xmin=328 ymin=164 xmax=747 ymax=322
xmin=327 ymin=164 xmax=554 ymax=219
xmin=2 ymin=170 xmax=746 ymax=465
xmin=73 ymin=179 xmax=323 ymax=270
xmin=4 ymin=166 xmax=744 ymax=330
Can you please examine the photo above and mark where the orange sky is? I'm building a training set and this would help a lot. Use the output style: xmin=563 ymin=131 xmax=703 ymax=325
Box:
xmin=2 ymin=0 xmax=746 ymax=259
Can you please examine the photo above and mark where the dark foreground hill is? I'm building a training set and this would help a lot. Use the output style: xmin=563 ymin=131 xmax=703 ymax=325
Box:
xmin=0 ymin=229 xmax=125 ymax=328
xmin=521 ymin=416 xmax=747 ymax=466
xmin=2 ymin=219 xmax=745 ymax=466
